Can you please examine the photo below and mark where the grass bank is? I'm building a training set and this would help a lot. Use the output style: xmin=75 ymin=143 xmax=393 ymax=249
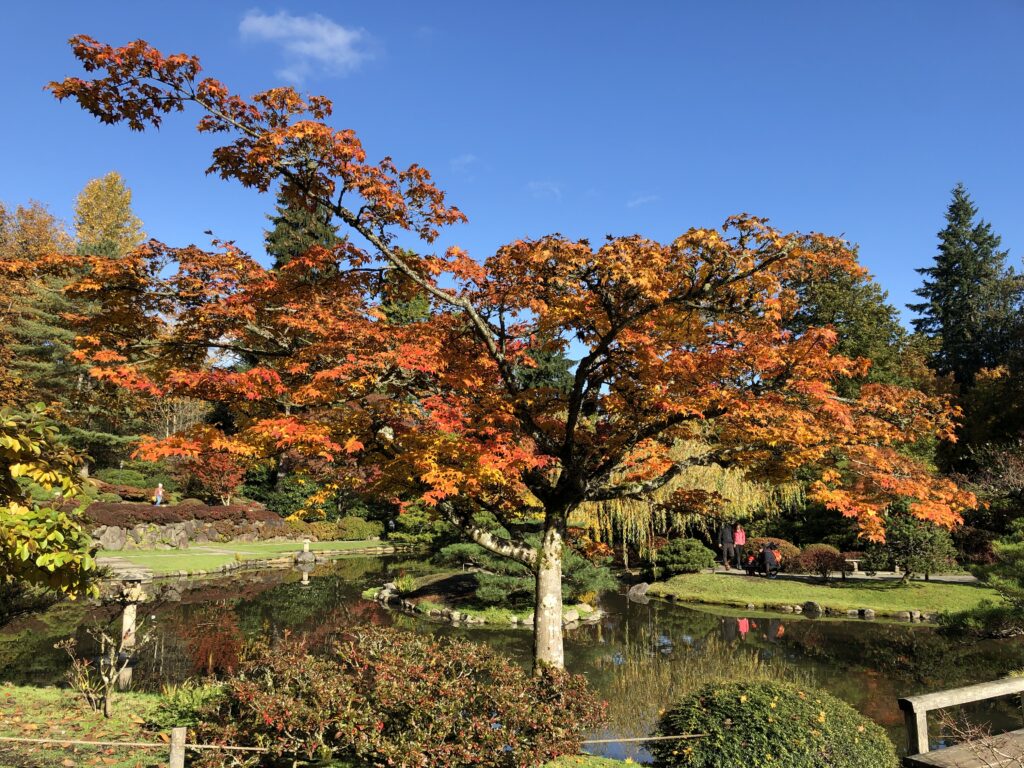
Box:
xmin=98 ymin=539 xmax=398 ymax=574
xmin=0 ymin=686 xmax=625 ymax=767
xmin=0 ymin=685 xmax=164 ymax=768
xmin=649 ymin=573 xmax=1002 ymax=617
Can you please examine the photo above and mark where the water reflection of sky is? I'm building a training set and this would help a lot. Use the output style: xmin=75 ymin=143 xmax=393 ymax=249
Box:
xmin=3 ymin=556 xmax=1023 ymax=764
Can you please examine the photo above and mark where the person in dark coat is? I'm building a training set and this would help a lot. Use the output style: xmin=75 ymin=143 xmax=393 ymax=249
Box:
xmin=717 ymin=522 xmax=735 ymax=570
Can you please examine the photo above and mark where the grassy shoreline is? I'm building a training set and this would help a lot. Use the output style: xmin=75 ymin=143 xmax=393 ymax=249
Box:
xmin=648 ymin=572 xmax=1001 ymax=617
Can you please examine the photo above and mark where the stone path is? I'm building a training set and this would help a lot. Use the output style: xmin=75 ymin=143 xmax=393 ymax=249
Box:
xmin=96 ymin=555 xmax=153 ymax=581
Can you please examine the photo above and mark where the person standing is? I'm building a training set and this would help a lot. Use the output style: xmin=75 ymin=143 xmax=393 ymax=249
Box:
xmin=153 ymin=483 xmax=164 ymax=506
xmin=733 ymin=523 xmax=747 ymax=568
xmin=717 ymin=521 xmax=735 ymax=570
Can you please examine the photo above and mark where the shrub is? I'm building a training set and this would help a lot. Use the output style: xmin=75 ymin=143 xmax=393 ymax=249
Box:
xmin=298 ymin=517 xmax=384 ymax=542
xmin=393 ymin=574 xmax=418 ymax=594
xmin=434 ymin=540 xmax=616 ymax=608
xmin=93 ymin=480 xmax=151 ymax=502
xmin=195 ymin=628 xmax=605 ymax=768
xmin=656 ymin=538 xmax=716 ymax=577
xmin=150 ymin=681 xmax=224 ymax=729
xmin=94 ymin=468 xmax=148 ymax=488
xmin=866 ymin=515 xmax=958 ymax=581
xmin=335 ymin=515 xmax=383 ymax=540
xmin=745 ymin=537 xmax=800 ymax=570
xmin=96 ymin=492 xmax=122 ymax=503
xmin=84 ymin=501 xmax=280 ymax=528
xmin=650 ymin=681 xmax=898 ymax=768
xmin=798 ymin=544 xmax=849 ymax=581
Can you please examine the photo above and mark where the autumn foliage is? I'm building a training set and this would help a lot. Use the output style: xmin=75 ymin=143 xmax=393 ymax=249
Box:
xmin=49 ymin=35 xmax=975 ymax=667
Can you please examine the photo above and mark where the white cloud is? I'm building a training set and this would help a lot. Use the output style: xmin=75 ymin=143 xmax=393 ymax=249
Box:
xmin=528 ymin=180 xmax=563 ymax=202
xmin=239 ymin=9 xmax=373 ymax=82
xmin=450 ymin=153 xmax=478 ymax=173
xmin=626 ymin=194 xmax=659 ymax=209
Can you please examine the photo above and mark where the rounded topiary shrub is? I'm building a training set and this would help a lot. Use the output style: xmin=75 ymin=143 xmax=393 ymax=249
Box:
xmin=650 ymin=681 xmax=898 ymax=768
xmin=798 ymin=544 xmax=849 ymax=580
xmin=657 ymin=538 xmax=717 ymax=576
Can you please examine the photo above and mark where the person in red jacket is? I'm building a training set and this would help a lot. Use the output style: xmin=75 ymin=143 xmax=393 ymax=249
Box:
xmin=733 ymin=523 xmax=747 ymax=568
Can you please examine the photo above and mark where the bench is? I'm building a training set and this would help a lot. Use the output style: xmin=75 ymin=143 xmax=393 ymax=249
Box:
xmin=898 ymin=677 xmax=1024 ymax=767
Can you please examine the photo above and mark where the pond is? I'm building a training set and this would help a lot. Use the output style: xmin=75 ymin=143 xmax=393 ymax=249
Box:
xmin=2 ymin=555 xmax=1021 ymax=762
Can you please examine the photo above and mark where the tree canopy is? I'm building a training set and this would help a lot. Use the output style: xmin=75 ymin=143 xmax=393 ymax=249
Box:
xmin=48 ymin=35 xmax=975 ymax=668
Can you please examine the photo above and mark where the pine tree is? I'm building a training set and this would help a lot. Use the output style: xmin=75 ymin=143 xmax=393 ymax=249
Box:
xmin=909 ymin=184 xmax=1023 ymax=387
xmin=264 ymin=189 xmax=340 ymax=268
xmin=73 ymin=171 xmax=144 ymax=255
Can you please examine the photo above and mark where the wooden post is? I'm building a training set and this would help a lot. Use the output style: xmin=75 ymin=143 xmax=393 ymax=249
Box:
xmin=169 ymin=726 xmax=186 ymax=768
xmin=903 ymin=709 xmax=929 ymax=755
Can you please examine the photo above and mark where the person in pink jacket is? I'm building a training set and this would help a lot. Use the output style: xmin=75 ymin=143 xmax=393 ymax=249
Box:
xmin=732 ymin=523 xmax=747 ymax=569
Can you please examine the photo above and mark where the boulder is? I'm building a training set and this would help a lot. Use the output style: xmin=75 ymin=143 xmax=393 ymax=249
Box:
xmin=98 ymin=526 xmax=127 ymax=551
xmin=860 ymin=609 xmax=876 ymax=620
xmin=170 ymin=527 xmax=190 ymax=549
xmin=626 ymin=582 xmax=650 ymax=601
xmin=562 ymin=609 xmax=580 ymax=625
xmin=801 ymin=601 xmax=823 ymax=616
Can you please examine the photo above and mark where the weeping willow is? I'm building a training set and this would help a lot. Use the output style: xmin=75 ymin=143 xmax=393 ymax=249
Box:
xmin=576 ymin=441 xmax=804 ymax=558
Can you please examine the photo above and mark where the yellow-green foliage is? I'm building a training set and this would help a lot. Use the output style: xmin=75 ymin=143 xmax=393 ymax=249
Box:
xmin=578 ymin=441 xmax=803 ymax=555
xmin=0 ymin=405 xmax=96 ymax=597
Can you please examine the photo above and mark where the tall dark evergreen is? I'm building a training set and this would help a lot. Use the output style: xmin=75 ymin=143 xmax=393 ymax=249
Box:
xmin=909 ymin=183 xmax=1023 ymax=387
xmin=264 ymin=189 xmax=341 ymax=269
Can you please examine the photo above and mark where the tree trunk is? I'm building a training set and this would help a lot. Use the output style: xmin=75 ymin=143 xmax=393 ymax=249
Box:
xmin=533 ymin=510 xmax=565 ymax=673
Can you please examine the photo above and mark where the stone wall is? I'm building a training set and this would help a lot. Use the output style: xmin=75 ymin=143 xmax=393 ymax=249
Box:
xmin=92 ymin=518 xmax=291 ymax=551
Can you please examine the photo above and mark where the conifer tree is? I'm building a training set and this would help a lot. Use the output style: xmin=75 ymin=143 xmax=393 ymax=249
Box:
xmin=2 ymin=175 xmax=148 ymax=467
xmin=909 ymin=183 xmax=1023 ymax=387
xmin=791 ymin=265 xmax=922 ymax=397
xmin=264 ymin=188 xmax=340 ymax=269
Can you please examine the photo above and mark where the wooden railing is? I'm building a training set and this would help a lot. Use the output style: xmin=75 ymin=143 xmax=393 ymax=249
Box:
xmin=898 ymin=677 xmax=1024 ymax=756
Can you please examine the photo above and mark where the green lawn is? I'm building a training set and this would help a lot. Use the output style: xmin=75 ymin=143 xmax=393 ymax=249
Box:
xmin=648 ymin=573 xmax=1002 ymax=616
xmin=97 ymin=539 xmax=388 ymax=574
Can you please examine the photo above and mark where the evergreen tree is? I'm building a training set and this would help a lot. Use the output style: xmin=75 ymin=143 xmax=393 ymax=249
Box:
xmin=264 ymin=189 xmax=340 ymax=269
xmin=1 ymin=177 xmax=148 ymax=467
xmin=790 ymin=265 xmax=923 ymax=397
xmin=909 ymin=183 xmax=1023 ymax=387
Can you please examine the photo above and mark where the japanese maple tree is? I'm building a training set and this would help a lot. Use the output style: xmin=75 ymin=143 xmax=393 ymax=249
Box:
xmin=51 ymin=36 xmax=974 ymax=670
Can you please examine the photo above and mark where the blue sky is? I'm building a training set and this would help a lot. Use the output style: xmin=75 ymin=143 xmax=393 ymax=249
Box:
xmin=2 ymin=2 xmax=1022 ymax=324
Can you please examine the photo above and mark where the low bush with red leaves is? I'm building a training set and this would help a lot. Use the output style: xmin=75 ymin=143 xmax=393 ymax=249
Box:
xmin=84 ymin=501 xmax=280 ymax=528
xmin=195 ymin=627 xmax=605 ymax=768
xmin=798 ymin=543 xmax=850 ymax=581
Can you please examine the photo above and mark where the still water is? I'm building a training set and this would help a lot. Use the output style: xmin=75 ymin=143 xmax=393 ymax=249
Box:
xmin=2 ymin=556 xmax=1021 ymax=761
